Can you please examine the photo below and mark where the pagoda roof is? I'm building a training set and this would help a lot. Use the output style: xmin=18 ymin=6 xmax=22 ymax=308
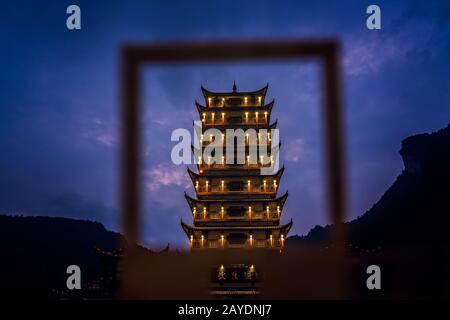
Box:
xmin=181 ymin=219 xmax=293 ymax=235
xmin=187 ymin=166 xmax=284 ymax=181
xmin=195 ymin=99 xmax=275 ymax=113
xmin=201 ymin=83 xmax=269 ymax=99
xmin=184 ymin=190 xmax=288 ymax=208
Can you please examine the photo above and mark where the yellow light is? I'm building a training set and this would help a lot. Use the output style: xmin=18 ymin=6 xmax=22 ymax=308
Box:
xmin=246 ymin=155 xmax=250 ymax=165
xmin=221 ymin=156 xmax=225 ymax=166
xmin=268 ymin=132 xmax=271 ymax=142
xmin=258 ymin=132 xmax=261 ymax=144
xmin=202 ymin=113 xmax=206 ymax=122
xmin=273 ymin=180 xmax=277 ymax=189
xmin=205 ymin=180 xmax=209 ymax=192
xmin=264 ymin=111 xmax=268 ymax=122
xmin=263 ymin=180 xmax=267 ymax=191
xmin=211 ymin=112 xmax=215 ymax=123
xmin=277 ymin=205 xmax=280 ymax=217
xmin=221 ymin=133 xmax=225 ymax=144
xmin=245 ymin=133 xmax=249 ymax=144
xmin=248 ymin=206 xmax=252 ymax=218
xmin=201 ymin=234 xmax=205 ymax=247
xmin=281 ymin=234 xmax=285 ymax=247
xmin=221 ymin=234 xmax=224 ymax=247
xmin=266 ymin=205 xmax=270 ymax=218
xmin=221 ymin=112 xmax=225 ymax=122
xmin=208 ymin=97 xmax=212 ymax=106
xmin=245 ymin=112 xmax=249 ymax=123
xmin=190 ymin=235 xmax=194 ymax=246
xmin=255 ymin=111 xmax=259 ymax=122
xmin=221 ymin=206 xmax=224 ymax=219
xmin=193 ymin=207 xmax=196 ymax=218
xmin=221 ymin=180 xmax=224 ymax=192
xmin=258 ymin=96 xmax=262 ymax=105
xmin=208 ymin=156 xmax=211 ymax=167
xmin=244 ymin=97 xmax=248 ymax=104
xmin=270 ymin=234 xmax=273 ymax=247
xmin=247 ymin=180 xmax=251 ymax=192
xmin=209 ymin=134 xmax=212 ymax=143
xmin=249 ymin=235 xmax=253 ymax=246
xmin=195 ymin=180 xmax=199 ymax=190
xmin=203 ymin=207 xmax=207 ymax=219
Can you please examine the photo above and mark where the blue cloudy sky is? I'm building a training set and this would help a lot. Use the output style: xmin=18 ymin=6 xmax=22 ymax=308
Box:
xmin=1 ymin=0 xmax=449 ymax=249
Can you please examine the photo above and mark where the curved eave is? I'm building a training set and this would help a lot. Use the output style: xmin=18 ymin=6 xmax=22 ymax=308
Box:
xmin=200 ymin=119 xmax=278 ymax=130
xmin=201 ymin=84 xmax=269 ymax=99
xmin=187 ymin=165 xmax=284 ymax=180
xmin=269 ymin=120 xmax=278 ymax=130
xmin=187 ymin=167 xmax=197 ymax=184
xmin=282 ymin=219 xmax=293 ymax=235
xmin=195 ymin=100 xmax=205 ymax=114
xmin=196 ymin=99 xmax=275 ymax=113
xmin=184 ymin=191 xmax=288 ymax=206
xmin=181 ymin=219 xmax=193 ymax=236
xmin=181 ymin=220 xmax=293 ymax=232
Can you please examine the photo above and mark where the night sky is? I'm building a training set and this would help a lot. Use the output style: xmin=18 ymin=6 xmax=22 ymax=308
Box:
xmin=1 ymin=1 xmax=449 ymax=249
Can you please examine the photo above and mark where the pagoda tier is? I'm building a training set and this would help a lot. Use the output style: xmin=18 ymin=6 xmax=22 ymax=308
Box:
xmin=198 ymin=120 xmax=278 ymax=138
xmin=201 ymin=84 xmax=268 ymax=107
xmin=181 ymin=83 xmax=293 ymax=250
xmin=184 ymin=191 xmax=288 ymax=224
xmin=187 ymin=167 xmax=284 ymax=200
xmin=196 ymin=100 xmax=275 ymax=126
xmin=181 ymin=219 xmax=292 ymax=249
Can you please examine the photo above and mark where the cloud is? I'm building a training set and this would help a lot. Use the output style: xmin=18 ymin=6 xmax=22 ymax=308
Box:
xmin=343 ymin=35 xmax=410 ymax=76
xmin=284 ymin=138 xmax=306 ymax=162
xmin=81 ymin=118 xmax=117 ymax=148
xmin=144 ymin=163 xmax=191 ymax=192
xmin=95 ymin=133 xmax=115 ymax=147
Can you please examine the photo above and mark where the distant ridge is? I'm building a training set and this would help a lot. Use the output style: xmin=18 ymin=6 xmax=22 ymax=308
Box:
xmin=0 ymin=215 xmax=122 ymax=298
xmin=287 ymin=124 xmax=450 ymax=249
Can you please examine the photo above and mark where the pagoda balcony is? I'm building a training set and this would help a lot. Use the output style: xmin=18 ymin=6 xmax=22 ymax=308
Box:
xmin=193 ymin=213 xmax=281 ymax=221
xmin=195 ymin=189 xmax=277 ymax=196
xmin=205 ymin=99 xmax=265 ymax=108
xmin=201 ymin=117 xmax=270 ymax=126
xmin=189 ymin=239 xmax=284 ymax=249
xmin=197 ymin=162 xmax=273 ymax=171
xmin=199 ymin=140 xmax=274 ymax=148
xmin=203 ymin=94 xmax=265 ymax=108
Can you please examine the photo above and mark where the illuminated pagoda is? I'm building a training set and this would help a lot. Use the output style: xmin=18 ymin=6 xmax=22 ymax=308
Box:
xmin=181 ymin=83 xmax=292 ymax=250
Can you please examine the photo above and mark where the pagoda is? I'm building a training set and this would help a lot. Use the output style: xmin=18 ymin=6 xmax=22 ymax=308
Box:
xmin=181 ymin=83 xmax=292 ymax=250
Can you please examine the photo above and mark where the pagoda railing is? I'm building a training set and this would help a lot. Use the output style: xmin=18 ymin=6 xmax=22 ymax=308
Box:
xmin=190 ymin=239 xmax=284 ymax=249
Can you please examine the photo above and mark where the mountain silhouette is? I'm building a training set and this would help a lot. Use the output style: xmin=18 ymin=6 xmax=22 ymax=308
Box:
xmin=0 ymin=215 xmax=122 ymax=298
xmin=287 ymin=124 xmax=450 ymax=249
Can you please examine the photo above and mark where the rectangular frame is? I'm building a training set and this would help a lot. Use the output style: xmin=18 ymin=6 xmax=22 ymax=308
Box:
xmin=120 ymin=39 xmax=346 ymax=250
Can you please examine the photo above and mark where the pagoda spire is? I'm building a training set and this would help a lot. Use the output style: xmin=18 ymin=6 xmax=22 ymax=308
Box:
xmin=232 ymin=81 xmax=237 ymax=93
